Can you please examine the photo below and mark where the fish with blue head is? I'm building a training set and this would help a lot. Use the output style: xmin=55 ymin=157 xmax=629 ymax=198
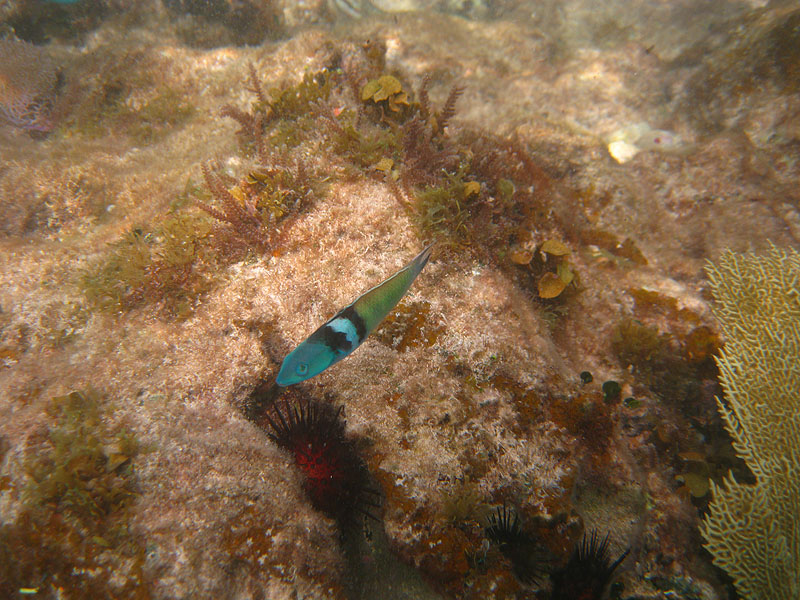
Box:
xmin=0 ymin=39 xmax=63 ymax=134
xmin=277 ymin=244 xmax=433 ymax=386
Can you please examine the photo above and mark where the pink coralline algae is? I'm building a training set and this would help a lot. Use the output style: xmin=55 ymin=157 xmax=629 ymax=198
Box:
xmin=0 ymin=39 xmax=63 ymax=133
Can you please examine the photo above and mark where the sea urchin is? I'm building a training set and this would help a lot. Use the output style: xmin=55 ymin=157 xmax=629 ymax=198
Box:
xmin=549 ymin=530 xmax=629 ymax=600
xmin=485 ymin=505 xmax=549 ymax=585
xmin=263 ymin=396 xmax=380 ymax=525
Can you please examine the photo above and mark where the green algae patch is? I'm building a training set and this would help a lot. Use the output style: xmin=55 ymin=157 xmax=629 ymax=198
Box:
xmin=414 ymin=171 xmax=475 ymax=241
xmin=327 ymin=113 xmax=403 ymax=174
xmin=64 ymin=48 xmax=195 ymax=143
xmin=23 ymin=390 xmax=139 ymax=521
xmin=222 ymin=66 xmax=334 ymax=146
xmin=0 ymin=390 xmax=148 ymax=599
xmin=125 ymin=88 xmax=196 ymax=145
xmin=266 ymin=69 xmax=334 ymax=121
xmin=219 ymin=54 xmax=564 ymax=290
xmin=611 ymin=317 xmax=668 ymax=374
xmin=81 ymin=212 xmax=217 ymax=318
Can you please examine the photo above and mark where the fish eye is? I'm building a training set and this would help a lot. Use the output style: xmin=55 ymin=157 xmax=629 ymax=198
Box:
xmin=296 ymin=363 xmax=308 ymax=375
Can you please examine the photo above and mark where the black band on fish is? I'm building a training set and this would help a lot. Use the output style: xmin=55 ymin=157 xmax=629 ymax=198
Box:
xmin=338 ymin=305 xmax=367 ymax=343
xmin=320 ymin=322 xmax=354 ymax=354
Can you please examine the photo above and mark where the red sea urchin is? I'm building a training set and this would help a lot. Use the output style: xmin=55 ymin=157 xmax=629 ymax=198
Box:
xmin=549 ymin=530 xmax=629 ymax=600
xmin=263 ymin=397 xmax=380 ymax=525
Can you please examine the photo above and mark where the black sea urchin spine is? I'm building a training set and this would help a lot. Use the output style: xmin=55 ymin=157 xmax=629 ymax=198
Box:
xmin=549 ymin=530 xmax=629 ymax=600
xmin=486 ymin=505 xmax=525 ymax=549
xmin=263 ymin=398 xmax=380 ymax=526
xmin=485 ymin=505 xmax=549 ymax=585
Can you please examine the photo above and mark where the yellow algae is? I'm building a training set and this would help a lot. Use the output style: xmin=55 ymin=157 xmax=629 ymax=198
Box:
xmin=362 ymin=75 xmax=403 ymax=102
xmin=540 ymin=239 xmax=570 ymax=257
xmin=509 ymin=247 xmax=534 ymax=265
xmin=538 ymin=272 xmax=567 ymax=298
xmin=463 ymin=181 xmax=481 ymax=197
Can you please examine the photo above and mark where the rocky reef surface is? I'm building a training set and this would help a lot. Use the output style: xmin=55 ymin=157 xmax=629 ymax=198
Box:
xmin=0 ymin=1 xmax=798 ymax=598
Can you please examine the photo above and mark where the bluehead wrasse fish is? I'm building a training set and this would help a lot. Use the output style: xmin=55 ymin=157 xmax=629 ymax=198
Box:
xmin=276 ymin=244 xmax=433 ymax=386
